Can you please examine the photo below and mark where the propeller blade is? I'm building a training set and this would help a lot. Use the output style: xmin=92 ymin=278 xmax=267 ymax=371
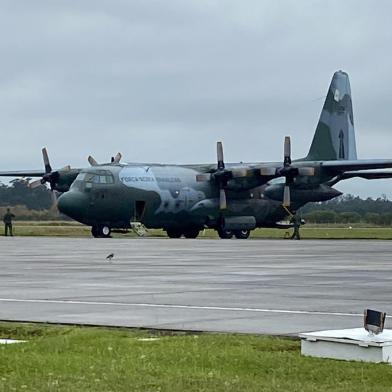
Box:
xmin=88 ymin=156 xmax=98 ymax=166
xmin=50 ymin=190 xmax=58 ymax=207
xmin=42 ymin=148 xmax=52 ymax=173
xmin=283 ymin=185 xmax=291 ymax=207
xmin=219 ymin=188 xmax=227 ymax=210
xmin=29 ymin=179 xmax=43 ymax=189
xmin=217 ymin=142 xmax=224 ymax=170
xmin=113 ymin=152 xmax=122 ymax=164
xmin=298 ymin=167 xmax=315 ymax=176
xmin=60 ymin=165 xmax=71 ymax=172
xmin=284 ymin=136 xmax=291 ymax=166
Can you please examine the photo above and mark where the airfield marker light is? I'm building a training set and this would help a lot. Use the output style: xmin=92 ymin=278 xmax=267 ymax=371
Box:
xmin=364 ymin=309 xmax=386 ymax=335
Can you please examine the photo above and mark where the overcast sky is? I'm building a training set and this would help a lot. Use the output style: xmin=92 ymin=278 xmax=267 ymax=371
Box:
xmin=1 ymin=0 xmax=392 ymax=198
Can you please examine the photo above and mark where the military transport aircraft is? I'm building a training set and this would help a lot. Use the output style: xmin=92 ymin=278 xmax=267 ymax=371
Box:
xmin=1 ymin=70 xmax=392 ymax=238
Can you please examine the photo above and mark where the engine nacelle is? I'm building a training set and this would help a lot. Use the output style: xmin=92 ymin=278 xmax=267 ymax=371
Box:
xmin=50 ymin=169 xmax=80 ymax=193
xmin=263 ymin=184 xmax=342 ymax=203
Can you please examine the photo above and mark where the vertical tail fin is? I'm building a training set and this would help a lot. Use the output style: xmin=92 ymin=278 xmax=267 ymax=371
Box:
xmin=306 ymin=71 xmax=357 ymax=161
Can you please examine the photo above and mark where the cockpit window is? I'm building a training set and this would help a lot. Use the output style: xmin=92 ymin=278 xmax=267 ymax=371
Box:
xmin=77 ymin=171 xmax=115 ymax=184
xmin=76 ymin=173 xmax=87 ymax=181
xmin=85 ymin=173 xmax=99 ymax=183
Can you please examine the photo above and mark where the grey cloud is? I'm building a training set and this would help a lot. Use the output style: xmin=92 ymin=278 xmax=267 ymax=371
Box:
xmin=1 ymin=0 xmax=392 ymax=197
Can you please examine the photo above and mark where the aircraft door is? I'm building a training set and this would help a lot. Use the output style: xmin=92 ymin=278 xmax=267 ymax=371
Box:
xmin=133 ymin=200 xmax=146 ymax=221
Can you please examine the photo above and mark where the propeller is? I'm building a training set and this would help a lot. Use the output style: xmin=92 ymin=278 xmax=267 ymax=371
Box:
xmin=88 ymin=155 xmax=98 ymax=166
xmin=29 ymin=148 xmax=66 ymax=190
xmin=278 ymin=136 xmax=315 ymax=207
xmin=195 ymin=142 xmax=231 ymax=209
xmin=260 ymin=137 xmax=315 ymax=207
xmin=282 ymin=136 xmax=292 ymax=207
xmin=112 ymin=152 xmax=122 ymax=164
xmin=216 ymin=142 xmax=227 ymax=209
xmin=88 ymin=152 xmax=122 ymax=166
xmin=28 ymin=148 xmax=71 ymax=206
xmin=196 ymin=142 xmax=256 ymax=209
xmin=195 ymin=138 xmax=315 ymax=210
xmin=212 ymin=142 xmax=234 ymax=210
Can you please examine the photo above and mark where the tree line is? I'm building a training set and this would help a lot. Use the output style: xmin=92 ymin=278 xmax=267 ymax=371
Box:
xmin=0 ymin=179 xmax=52 ymax=210
xmin=0 ymin=179 xmax=58 ymax=220
xmin=300 ymin=194 xmax=392 ymax=225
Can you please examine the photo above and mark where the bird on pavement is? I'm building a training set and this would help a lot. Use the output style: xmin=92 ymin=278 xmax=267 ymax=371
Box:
xmin=106 ymin=253 xmax=114 ymax=261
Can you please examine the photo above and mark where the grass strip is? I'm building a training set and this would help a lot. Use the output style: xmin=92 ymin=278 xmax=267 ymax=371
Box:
xmin=0 ymin=322 xmax=392 ymax=391
xmin=4 ymin=223 xmax=392 ymax=239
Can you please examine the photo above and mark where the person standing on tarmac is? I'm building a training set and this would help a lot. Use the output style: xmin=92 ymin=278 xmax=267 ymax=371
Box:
xmin=3 ymin=208 xmax=15 ymax=236
xmin=290 ymin=211 xmax=302 ymax=240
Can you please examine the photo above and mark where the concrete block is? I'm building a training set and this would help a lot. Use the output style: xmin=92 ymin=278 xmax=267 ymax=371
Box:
xmin=299 ymin=328 xmax=392 ymax=364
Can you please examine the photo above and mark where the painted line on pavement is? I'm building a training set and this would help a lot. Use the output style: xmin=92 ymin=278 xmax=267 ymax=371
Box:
xmin=0 ymin=297 xmax=365 ymax=317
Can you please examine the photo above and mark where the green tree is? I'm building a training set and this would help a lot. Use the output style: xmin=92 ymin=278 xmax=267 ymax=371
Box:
xmin=303 ymin=210 xmax=337 ymax=223
xmin=338 ymin=212 xmax=361 ymax=224
xmin=0 ymin=179 xmax=52 ymax=210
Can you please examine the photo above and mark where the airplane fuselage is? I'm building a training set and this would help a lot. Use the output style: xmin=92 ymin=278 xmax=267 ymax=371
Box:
xmin=57 ymin=164 xmax=295 ymax=233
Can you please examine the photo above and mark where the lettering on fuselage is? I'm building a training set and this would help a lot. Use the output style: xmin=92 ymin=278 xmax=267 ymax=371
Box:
xmin=156 ymin=177 xmax=181 ymax=183
xmin=119 ymin=167 xmax=182 ymax=191
xmin=120 ymin=176 xmax=156 ymax=183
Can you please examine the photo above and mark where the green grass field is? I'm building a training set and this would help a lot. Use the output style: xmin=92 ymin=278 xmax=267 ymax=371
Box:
xmin=1 ymin=323 xmax=392 ymax=392
xmin=5 ymin=221 xmax=392 ymax=239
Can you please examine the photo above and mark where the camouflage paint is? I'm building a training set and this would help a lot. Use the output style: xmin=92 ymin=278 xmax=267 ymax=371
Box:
xmin=306 ymin=71 xmax=357 ymax=161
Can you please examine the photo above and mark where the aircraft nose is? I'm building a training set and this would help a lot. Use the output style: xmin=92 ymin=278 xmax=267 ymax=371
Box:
xmin=57 ymin=191 xmax=89 ymax=220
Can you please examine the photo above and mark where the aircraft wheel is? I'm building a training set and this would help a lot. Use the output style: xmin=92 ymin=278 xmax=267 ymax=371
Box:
xmin=166 ymin=229 xmax=183 ymax=238
xmin=183 ymin=228 xmax=200 ymax=239
xmin=233 ymin=229 xmax=250 ymax=239
xmin=101 ymin=226 xmax=111 ymax=238
xmin=92 ymin=225 xmax=111 ymax=238
xmin=217 ymin=228 xmax=233 ymax=239
xmin=91 ymin=226 xmax=99 ymax=238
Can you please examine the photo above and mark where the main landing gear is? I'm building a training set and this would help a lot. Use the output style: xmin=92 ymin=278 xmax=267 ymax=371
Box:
xmin=91 ymin=225 xmax=111 ymax=238
xmin=166 ymin=228 xmax=201 ymax=239
xmin=217 ymin=228 xmax=251 ymax=239
xmin=233 ymin=229 xmax=251 ymax=239
xmin=166 ymin=227 xmax=251 ymax=239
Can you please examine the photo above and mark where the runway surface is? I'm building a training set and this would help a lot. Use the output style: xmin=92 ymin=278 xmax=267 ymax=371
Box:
xmin=0 ymin=237 xmax=391 ymax=335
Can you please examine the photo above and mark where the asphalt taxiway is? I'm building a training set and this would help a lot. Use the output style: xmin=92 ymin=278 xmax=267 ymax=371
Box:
xmin=0 ymin=237 xmax=391 ymax=335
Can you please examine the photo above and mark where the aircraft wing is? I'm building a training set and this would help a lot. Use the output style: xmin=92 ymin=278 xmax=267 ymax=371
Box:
xmin=339 ymin=170 xmax=392 ymax=180
xmin=0 ymin=170 xmax=46 ymax=177
xmin=321 ymin=159 xmax=392 ymax=172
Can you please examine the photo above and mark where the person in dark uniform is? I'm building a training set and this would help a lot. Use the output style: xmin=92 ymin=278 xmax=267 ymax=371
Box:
xmin=290 ymin=211 xmax=301 ymax=240
xmin=3 ymin=208 xmax=15 ymax=236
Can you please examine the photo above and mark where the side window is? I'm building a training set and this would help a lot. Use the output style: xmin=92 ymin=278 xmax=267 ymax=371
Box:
xmin=97 ymin=175 xmax=114 ymax=184
xmin=82 ymin=172 xmax=114 ymax=185
xmin=85 ymin=173 xmax=98 ymax=183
